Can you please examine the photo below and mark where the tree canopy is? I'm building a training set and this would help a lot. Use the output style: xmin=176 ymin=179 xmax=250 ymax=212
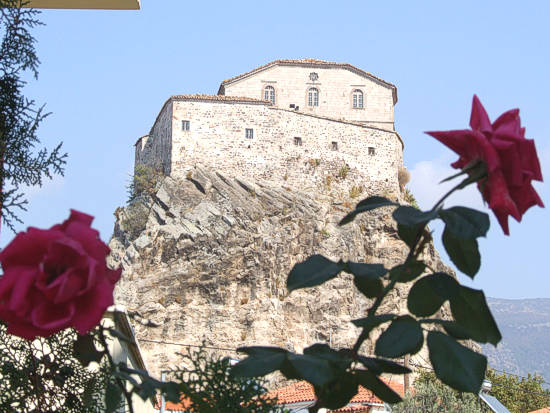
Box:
xmin=0 ymin=0 xmax=66 ymax=232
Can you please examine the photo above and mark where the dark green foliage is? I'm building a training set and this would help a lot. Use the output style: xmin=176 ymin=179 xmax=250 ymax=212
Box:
xmin=119 ymin=200 xmax=150 ymax=241
xmin=347 ymin=262 xmax=386 ymax=298
xmin=0 ymin=1 xmax=67 ymax=231
xmin=352 ymin=314 xmax=395 ymax=332
xmin=442 ymin=228 xmax=481 ymax=277
xmin=392 ymin=372 xmax=484 ymax=413
xmin=486 ymin=369 xmax=550 ymax=413
xmin=427 ymin=331 xmax=487 ymax=393
xmin=397 ymin=222 xmax=423 ymax=248
xmin=287 ymin=255 xmax=345 ymax=292
xmin=439 ymin=206 xmax=489 ymax=278
xmin=122 ymin=164 xmax=165 ymax=241
xmin=171 ymin=346 xmax=284 ymax=413
xmin=389 ymin=260 xmax=426 ymax=283
xmin=338 ymin=196 xmax=397 ymax=225
xmin=403 ymin=188 xmax=419 ymax=210
xmin=353 ymin=370 xmax=402 ymax=404
xmin=408 ymin=273 xmax=459 ymax=317
xmin=127 ymin=164 xmax=164 ymax=202
xmin=287 ymin=255 xmax=387 ymax=298
xmin=357 ymin=356 xmax=411 ymax=375
xmin=233 ymin=342 xmax=405 ymax=411
xmin=73 ymin=334 xmax=104 ymax=367
xmin=238 ymin=190 xmax=504 ymax=412
xmin=440 ymin=207 xmax=490 ymax=239
xmin=392 ymin=205 xmax=439 ymax=227
xmin=0 ymin=323 xmax=108 ymax=412
xmin=450 ymin=286 xmax=501 ymax=345
xmin=375 ymin=316 xmax=424 ymax=358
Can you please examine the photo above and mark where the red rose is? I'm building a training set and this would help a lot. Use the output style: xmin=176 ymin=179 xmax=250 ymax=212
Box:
xmin=427 ymin=95 xmax=544 ymax=235
xmin=0 ymin=210 xmax=121 ymax=339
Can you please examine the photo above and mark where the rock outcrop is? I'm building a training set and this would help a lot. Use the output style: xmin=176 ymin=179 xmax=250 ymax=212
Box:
xmin=108 ymin=166 xmax=453 ymax=383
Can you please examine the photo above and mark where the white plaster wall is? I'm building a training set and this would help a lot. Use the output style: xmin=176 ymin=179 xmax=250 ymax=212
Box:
xmin=222 ymin=65 xmax=395 ymax=130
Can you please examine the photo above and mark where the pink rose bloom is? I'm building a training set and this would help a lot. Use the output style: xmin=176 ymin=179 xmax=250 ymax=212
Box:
xmin=0 ymin=210 xmax=121 ymax=339
xmin=427 ymin=95 xmax=544 ymax=234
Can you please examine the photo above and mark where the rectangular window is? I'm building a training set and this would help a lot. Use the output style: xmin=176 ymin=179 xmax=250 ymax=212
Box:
xmin=368 ymin=147 xmax=375 ymax=155
xmin=182 ymin=120 xmax=190 ymax=131
xmin=294 ymin=137 xmax=302 ymax=146
xmin=331 ymin=141 xmax=338 ymax=151
xmin=245 ymin=128 xmax=254 ymax=139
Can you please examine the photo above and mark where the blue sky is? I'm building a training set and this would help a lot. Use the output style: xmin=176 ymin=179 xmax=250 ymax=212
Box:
xmin=4 ymin=0 xmax=549 ymax=299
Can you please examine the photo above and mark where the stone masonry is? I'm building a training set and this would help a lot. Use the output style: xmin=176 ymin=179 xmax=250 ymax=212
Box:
xmin=135 ymin=59 xmax=404 ymax=196
xmin=115 ymin=60 xmax=439 ymax=384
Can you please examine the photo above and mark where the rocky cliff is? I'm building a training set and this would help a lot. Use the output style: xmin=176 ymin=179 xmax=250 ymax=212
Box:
xmin=108 ymin=166 xmax=454 ymax=384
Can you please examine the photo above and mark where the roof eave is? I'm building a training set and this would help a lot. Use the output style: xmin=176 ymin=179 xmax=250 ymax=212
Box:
xmin=219 ymin=60 xmax=398 ymax=105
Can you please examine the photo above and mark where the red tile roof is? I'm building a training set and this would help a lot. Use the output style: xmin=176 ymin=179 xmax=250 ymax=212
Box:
xmin=267 ymin=377 xmax=405 ymax=410
xmin=154 ymin=377 xmax=404 ymax=412
xmin=218 ymin=59 xmax=397 ymax=103
xmin=529 ymin=408 xmax=550 ymax=413
xmin=155 ymin=395 xmax=193 ymax=412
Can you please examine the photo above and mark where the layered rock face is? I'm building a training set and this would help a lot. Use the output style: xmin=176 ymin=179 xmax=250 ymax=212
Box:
xmin=108 ymin=167 xmax=453 ymax=383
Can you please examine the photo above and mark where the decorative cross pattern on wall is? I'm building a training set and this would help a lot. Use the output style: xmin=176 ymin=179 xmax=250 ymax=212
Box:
xmin=309 ymin=72 xmax=319 ymax=82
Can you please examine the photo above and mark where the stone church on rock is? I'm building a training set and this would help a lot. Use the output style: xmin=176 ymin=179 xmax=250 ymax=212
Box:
xmin=111 ymin=60 xmax=451 ymax=390
xmin=134 ymin=59 xmax=404 ymax=196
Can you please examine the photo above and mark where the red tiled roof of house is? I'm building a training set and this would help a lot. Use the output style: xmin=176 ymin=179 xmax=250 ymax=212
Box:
xmin=155 ymin=395 xmax=193 ymax=412
xmin=529 ymin=408 xmax=550 ymax=413
xmin=218 ymin=59 xmax=397 ymax=103
xmin=154 ymin=378 xmax=404 ymax=412
xmin=267 ymin=377 xmax=404 ymax=410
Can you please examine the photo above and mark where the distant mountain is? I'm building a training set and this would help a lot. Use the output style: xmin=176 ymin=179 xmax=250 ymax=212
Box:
xmin=483 ymin=298 xmax=550 ymax=385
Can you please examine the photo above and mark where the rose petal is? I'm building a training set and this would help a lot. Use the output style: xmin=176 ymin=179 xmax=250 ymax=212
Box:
xmin=6 ymin=320 xmax=51 ymax=340
xmin=509 ymin=182 xmax=545 ymax=216
xmin=63 ymin=210 xmax=94 ymax=229
xmin=426 ymin=130 xmax=472 ymax=160
xmin=0 ymin=228 xmax=63 ymax=268
xmin=492 ymin=109 xmax=521 ymax=139
xmin=6 ymin=267 xmax=39 ymax=313
xmin=491 ymin=138 xmax=523 ymax=186
xmin=428 ymin=95 xmax=544 ymax=235
xmin=61 ymin=220 xmax=108 ymax=261
xmin=106 ymin=267 xmax=122 ymax=285
xmin=470 ymin=95 xmax=492 ymax=133
xmin=470 ymin=131 xmax=501 ymax=172
xmin=72 ymin=280 xmax=114 ymax=335
xmin=0 ymin=270 xmax=18 ymax=299
xmin=0 ymin=209 xmax=119 ymax=340
xmin=519 ymin=140 xmax=543 ymax=181
xmin=31 ymin=301 xmax=75 ymax=331
xmin=492 ymin=208 xmax=511 ymax=236
xmin=49 ymin=267 xmax=89 ymax=303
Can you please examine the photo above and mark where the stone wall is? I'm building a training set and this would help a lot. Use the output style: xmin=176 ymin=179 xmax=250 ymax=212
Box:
xmin=136 ymin=97 xmax=403 ymax=196
xmin=135 ymin=99 xmax=173 ymax=175
xmin=222 ymin=65 xmax=395 ymax=130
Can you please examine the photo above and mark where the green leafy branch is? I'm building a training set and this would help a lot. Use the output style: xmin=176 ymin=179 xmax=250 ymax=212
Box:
xmin=73 ymin=322 xmax=180 ymax=413
xmin=232 ymin=170 xmax=501 ymax=412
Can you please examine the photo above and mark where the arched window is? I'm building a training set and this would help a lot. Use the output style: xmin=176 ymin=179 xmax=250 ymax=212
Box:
xmin=308 ymin=88 xmax=319 ymax=107
xmin=352 ymin=89 xmax=363 ymax=108
xmin=264 ymin=86 xmax=275 ymax=104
